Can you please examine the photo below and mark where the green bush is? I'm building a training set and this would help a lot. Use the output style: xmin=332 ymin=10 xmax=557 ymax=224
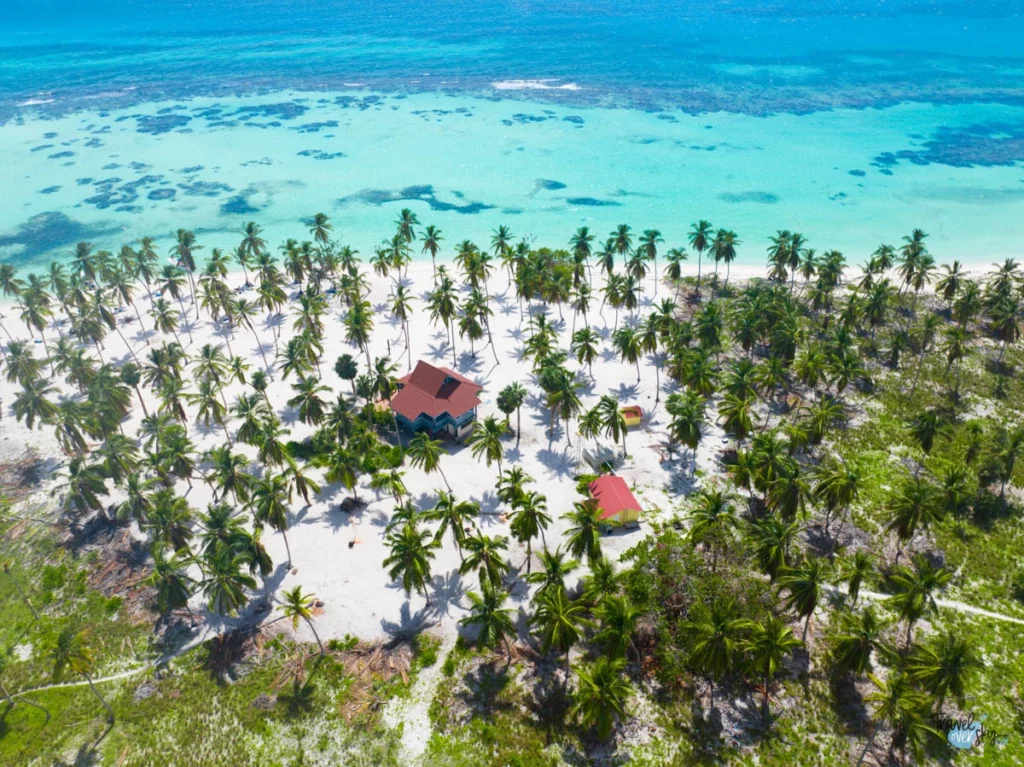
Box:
xmin=41 ymin=564 xmax=67 ymax=591
xmin=1012 ymin=570 xmax=1024 ymax=603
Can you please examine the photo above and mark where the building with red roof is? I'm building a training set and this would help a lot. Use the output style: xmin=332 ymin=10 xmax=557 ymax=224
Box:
xmin=391 ymin=361 xmax=483 ymax=439
xmin=587 ymin=475 xmax=642 ymax=527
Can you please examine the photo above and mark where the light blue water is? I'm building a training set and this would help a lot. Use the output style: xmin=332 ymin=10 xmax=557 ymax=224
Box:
xmin=2 ymin=1 xmax=1023 ymax=268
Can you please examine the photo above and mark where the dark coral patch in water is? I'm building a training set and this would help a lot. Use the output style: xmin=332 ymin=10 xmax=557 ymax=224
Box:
xmin=339 ymin=185 xmax=494 ymax=214
xmin=220 ymin=194 xmax=261 ymax=215
xmin=718 ymin=191 xmax=780 ymax=204
xmin=232 ymin=103 xmax=308 ymax=121
xmin=562 ymin=116 xmax=584 ymax=125
xmin=135 ymin=114 xmax=192 ymax=135
xmin=84 ymin=175 xmax=165 ymax=209
xmin=566 ymin=197 xmax=621 ymax=207
xmin=148 ymin=188 xmax=176 ymax=201
xmin=30 ymin=144 xmax=54 ymax=152
xmin=874 ymin=122 xmax=1024 ymax=170
xmin=0 ymin=212 xmax=122 ymax=262
xmin=39 ymin=186 xmax=61 ymax=194
xmin=502 ymin=113 xmax=554 ymax=126
xmin=177 ymin=180 xmax=233 ymax=197
xmin=535 ymin=179 xmax=567 ymax=192
xmin=48 ymin=151 xmax=75 ymax=159
xmin=292 ymin=121 xmax=340 ymax=133
xmin=848 ymin=169 xmax=866 ymax=176
xmin=43 ymin=132 xmax=58 ymax=139
xmin=297 ymin=149 xmax=347 ymax=160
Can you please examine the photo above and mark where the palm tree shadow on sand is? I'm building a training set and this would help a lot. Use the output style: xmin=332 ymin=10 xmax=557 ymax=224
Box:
xmin=380 ymin=596 xmax=437 ymax=638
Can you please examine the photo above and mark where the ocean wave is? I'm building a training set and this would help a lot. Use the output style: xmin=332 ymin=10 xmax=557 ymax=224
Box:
xmin=491 ymin=79 xmax=580 ymax=92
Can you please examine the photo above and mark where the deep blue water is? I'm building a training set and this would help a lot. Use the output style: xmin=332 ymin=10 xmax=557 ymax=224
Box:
xmin=3 ymin=0 xmax=1024 ymax=120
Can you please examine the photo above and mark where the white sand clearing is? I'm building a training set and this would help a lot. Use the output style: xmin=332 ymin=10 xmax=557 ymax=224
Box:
xmin=0 ymin=259 xmax=763 ymax=652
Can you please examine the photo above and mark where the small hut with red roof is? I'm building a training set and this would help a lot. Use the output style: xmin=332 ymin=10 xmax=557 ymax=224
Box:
xmin=390 ymin=360 xmax=483 ymax=440
xmin=587 ymin=475 xmax=643 ymax=527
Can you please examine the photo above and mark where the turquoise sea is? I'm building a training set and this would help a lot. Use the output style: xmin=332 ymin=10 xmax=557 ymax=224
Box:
xmin=2 ymin=0 xmax=1024 ymax=269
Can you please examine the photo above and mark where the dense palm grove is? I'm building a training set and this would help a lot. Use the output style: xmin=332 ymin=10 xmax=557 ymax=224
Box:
xmin=1 ymin=211 xmax=1022 ymax=764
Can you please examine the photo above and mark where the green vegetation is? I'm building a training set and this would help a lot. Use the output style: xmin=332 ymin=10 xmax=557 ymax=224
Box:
xmin=2 ymin=217 xmax=1024 ymax=764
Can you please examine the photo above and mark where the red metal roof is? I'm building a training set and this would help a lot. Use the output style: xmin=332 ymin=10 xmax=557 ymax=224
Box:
xmin=391 ymin=360 xmax=483 ymax=421
xmin=587 ymin=476 xmax=643 ymax=521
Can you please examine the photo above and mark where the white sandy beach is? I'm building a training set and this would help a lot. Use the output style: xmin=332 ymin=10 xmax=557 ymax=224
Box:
xmin=0 ymin=259 xmax=768 ymax=649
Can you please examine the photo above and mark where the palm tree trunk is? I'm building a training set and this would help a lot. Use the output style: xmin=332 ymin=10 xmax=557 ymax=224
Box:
xmin=5 ymin=568 xmax=40 ymax=621
xmin=116 ymin=326 xmax=141 ymax=365
xmin=855 ymin=727 xmax=878 ymax=766
xmin=437 ymin=465 xmax=452 ymax=493
xmin=85 ymin=672 xmax=115 ymax=723
xmin=131 ymin=301 xmax=149 ymax=345
xmin=282 ymin=529 xmax=293 ymax=566
xmin=762 ymin=676 xmax=770 ymax=727
xmin=306 ymin=617 xmax=325 ymax=656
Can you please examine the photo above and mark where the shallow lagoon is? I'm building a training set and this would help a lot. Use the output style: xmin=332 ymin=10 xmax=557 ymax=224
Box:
xmin=3 ymin=89 xmax=1024 ymax=269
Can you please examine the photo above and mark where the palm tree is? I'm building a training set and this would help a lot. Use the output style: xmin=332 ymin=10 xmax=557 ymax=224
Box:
xmin=612 ymin=326 xmax=643 ymax=382
xmin=287 ymin=375 xmax=331 ymax=425
xmin=333 ymin=353 xmax=359 ymax=395
xmin=407 ymin=432 xmax=451 ymax=491
xmin=383 ymin=519 xmax=438 ymax=606
xmin=840 ymin=550 xmax=876 ymax=605
xmin=685 ymin=599 xmax=748 ymax=710
xmin=12 ymin=378 xmax=58 ymax=430
xmin=420 ymin=224 xmax=444 ymax=279
xmin=460 ymin=532 xmax=511 ymax=588
xmin=778 ymin=557 xmax=826 ymax=642
xmin=666 ymin=389 xmax=705 ymax=475
xmin=688 ymin=220 xmax=713 ymax=295
xmin=592 ymin=594 xmax=640 ymax=660
xmin=279 ymin=585 xmax=326 ymax=656
xmin=509 ymin=490 xmax=551 ymax=572
xmin=909 ymin=409 xmax=947 ymax=474
xmin=467 ymin=415 xmax=507 ymax=478
xmin=563 ymin=500 xmax=603 ymax=562
xmin=829 ymin=606 xmax=889 ymax=678
xmin=200 ymin=547 xmax=257 ymax=616
xmin=571 ymin=327 xmax=600 ymax=380
xmin=886 ymin=476 xmax=941 ymax=559
xmin=906 ymin=631 xmax=981 ymax=714
xmin=530 ymin=587 xmax=593 ymax=678
xmin=941 ymin=324 xmax=971 ymax=397
xmin=885 ymin=555 xmax=951 ymax=646
xmin=144 ymin=545 xmax=196 ymax=627
xmin=610 ymin=224 xmax=633 ymax=269
xmin=718 ymin=393 xmax=754 ymax=447
xmin=858 ymin=672 xmax=938 ymax=766
xmin=527 ymin=546 xmax=580 ymax=598
xmin=251 ymin=472 xmax=294 ymax=566
xmin=745 ymin=614 xmax=802 ymax=726
xmin=50 ymin=626 xmax=114 ymax=723
xmin=309 ymin=212 xmax=333 ymax=248
xmin=597 ymin=395 xmax=628 ymax=457
xmin=496 ymin=381 xmax=528 ymax=446
xmin=570 ymin=656 xmax=633 ymax=740
xmin=746 ymin=515 xmax=799 ymax=581
xmin=459 ymin=581 xmax=516 ymax=658
xmin=812 ymin=457 xmax=861 ymax=538
xmin=687 ymin=487 xmax=737 ymax=571
xmin=426 ymin=490 xmax=477 ymax=560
